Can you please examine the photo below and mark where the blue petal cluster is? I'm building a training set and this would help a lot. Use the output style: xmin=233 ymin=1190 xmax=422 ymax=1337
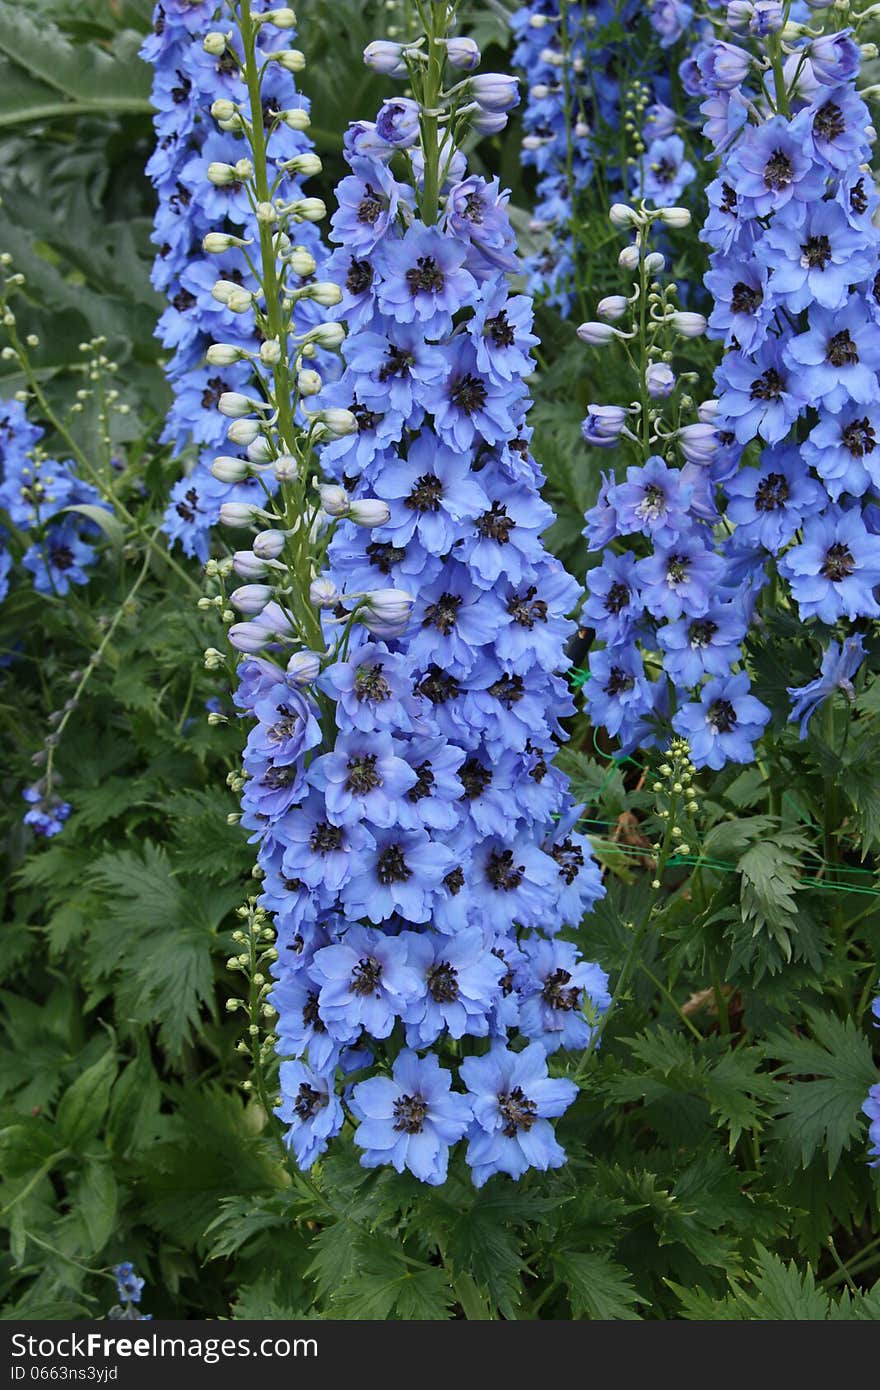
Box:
xmin=142 ymin=0 xmax=326 ymax=560
xmin=235 ymin=95 xmax=610 ymax=1185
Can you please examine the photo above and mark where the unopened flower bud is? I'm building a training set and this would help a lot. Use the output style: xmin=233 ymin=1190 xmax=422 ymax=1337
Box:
xmin=228 ymin=622 xmax=269 ymax=654
xmin=211 ymin=455 xmax=250 ymax=483
xmin=306 ymin=322 xmax=346 ymax=350
xmin=576 ymin=321 xmax=617 ymax=345
xmin=211 ymin=98 xmax=238 ymax=124
xmin=670 ymin=311 xmax=707 ymax=338
xmin=646 ymin=363 xmax=675 ymax=399
xmin=255 ymin=201 xmax=276 ymax=225
xmin=445 ymin=37 xmax=480 ymax=70
xmin=597 ymin=295 xmax=628 ymax=321
xmin=233 ymin=551 xmax=269 ymax=579
xmin=318 ymin=484 xmax=350 ymax=517
xmin=260 ymin=339 xmax=282 ymax=365
xmin=364 ymin=40 xmax=407 ymax=75
xmin=312 ymin=407 xmax=357 ymax=438
xmin=273 ymin=454 xmax=299 ymax=483
xmin=469 ymin=73 xmax=520 ymax=112
xmin=206 ymin=343 xmax=242 ymax=366
xmin=203 ymin=32 xmax=228 ymax=56
xmin=297 ymin=369 xmax=322 ymax=396
xmin=360 ymin=589 xmax=414 ymax=637
xmin=618 ymin=244 xmax=641 ymax=271
xmin=207 ymin=162 xmax=237 ymax=186
xmin=219 ymin=391 xmax=257 ymax=418
xmin=227 ymin=418 xmax=261 ymax=446
xmin=288 ymin=651 xmax=321 ymax=685
xmin=349 ymin=499 xmax=391 ymax=528
xmin=644 ymin=251 xmax=665 ymax=273
xmin=677 ymin=423 xmax=720 ymax=463
xmin=219 ymin=502 xmax=266 ymax=528
xmin=226 ymin=289 xmax=255 ymax=314
xmin=310 ymin=576 xmax=340 ymax=609
xmin=203 ymin=232 xmax=246 ymax=253
xmin=234 ymin=158 xmax=254 ymax=181
xmin=203 ymin=647 xmax=225 ymax=670
xmin=212 ymin=279 xmax=241 ymax=305
xmin=253 ymin=529 xmax=287 ymax=560
xmin=283 ymin=152 xmax=322 ymax=177
xmin=468 ymin=105 xmax=509 ymax=135
xmin=658 ymin=206 xmax=692 ymax=228
xmin=287 ymin=247 xmax=317 ymax=277
xmin=274 ymin=47 xmax=305 ymax=71
xmin=279 ymin=107 xmax=310 ymax=131
xmin=304 ymin=281 xmax=343 ymax=307
xmin=248 ymin=436 xmax=273 ymax=464
xmin=290 ymin=197 xmax=326 ymax=222
xmin=230 ymin=584 xmax=273 ymax=615
xmin=263 ymin=8 xmax=297 ymax=28
xmin=609 ymin=202 xmax=639 ymax=228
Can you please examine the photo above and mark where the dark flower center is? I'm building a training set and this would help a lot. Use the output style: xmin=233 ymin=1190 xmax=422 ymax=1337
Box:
xmin=263 ymin=765 xmax=296 ymax=789
xmin=755 ymin=471 xmax=790 ymax=511
xmin=423 ymin=592 xmax=462 ymax=634
xmin=405 ymin=254 xmax=445 ymax=295
xmin=493 ymin=947 xmax=514 ymax=994
xmin=310 ymin=821 xmax=344 ymax=853
xmin=427 ymin=961 xmax=459 ymax=1004
xmin=551 ymin=838 xmax=585 ymax=885
xmin=367 ymin=540 xmax=406 ymax=574
xmin=707 ymin=698 xmax=737 ymax=734
xmin=801 ymin=234 xmax=832 ymax=271
xmin=406 ymin=473 xmax=443 ymax=512
xmin=346 ymin=258 xmax=374 ymax=295
xmin=294 ymin=1083 xmax=326 ymax=1121
xmin=486 ymin=310 xmax=516 ymax=347
xmin=393 ymin=1093 xmax=428 ymax=1134
xmin=821 ymin=541 xmax=855 ymax=581
xmin=731 ymin=281 xmax=762 ymax=315
xmin=654 ymin=157 xmax=676 ymax=184
xmin=814 ymin=102 xmax=845 ymax=142
xmin=851 ymin=178 xmax=869 ymax=215
xmin=172 ymin=288 xmax=196 ymax=313
xmin=379 ymin=345 xmax=416 ymax=381
xmin=302 ymin=991 xmax=324 ymax=1031
xmin=175 ymin=486 xmax=200 ymax=522
xmin=688 ymin=618 xmax=718 ymax=648
xmin=346 ymin=754 xmax=381 ymax=794
xmin=667 ymin=553 xmax=690 ymax=585
xmin=50 ymin=544 xmax=74 ymax=571
xmin=637 ymin=483 xmax=666 ymax=520
xmin=763 ymin=149 xmax=794 ymax=190
xmin=444 ymin=866 xmax=465 ymax=895
xmin=201 ymin=375 xmax=227 ymax=409
xmin=720 ymin=182 xmax=738 ymax=216
xmin=464 ymin=191 xmax=484 ymax=222
xmin=459 ymin=758 xmax=492 ymax=800
xmin=351 ymin=402 xmax=382 ymax=432
xmin=408 ymin=760 xmax=435 ymax=802
xmin=357 ymin=184 xmax=383 ymax=225
xmin=499 ymin=1086 xmax=538 ymax=1137
xmin=842 ymin=417 xmax=876 ymax=457
xmin=416 ymin=665 xmax=460 ymax=704
xmin=376 ymin=844 xmax=411 ymax=884
xmin=487 ymin=673 xmax=525 ymax=706
xmin=351 ymin=956 xmax=382 ymax=995
xmin=605 ymin=666 xmax=635 ymax=697
xmin=355 ymin=662 xmax=392 ymax=702
xmin=269 ymin=703 xmax=301 ymax=742
xmin=449 ymin=372 xmax=488 ymax=415
xmin=750 ymin=367 xmax=784 ymax=401
xmin=476 ymin=500 xmax=515 ymax=542
xmin=487 ymin=848 xmax=524 ymax=891
xmin=606 ymin=581 xmax=630 ymax=614
xmin=541 ymin=967 xmax=580 ymax=1010
xmin=826 ymin=329 xmax=859 ymax=367
xmin=507 ymin=585 xmax=548 ymax=628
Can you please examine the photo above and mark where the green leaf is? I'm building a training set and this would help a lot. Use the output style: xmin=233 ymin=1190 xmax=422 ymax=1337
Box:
xmin=54 ymin=1047 xmax=116 ymax=1149
xmin=60 ymin=503 xmax=125 ymax=547
xmin=552 ymin=1250 xmax=643 ymax=1320
xmin=77 ymin=1159 xmax=118 ymax=1254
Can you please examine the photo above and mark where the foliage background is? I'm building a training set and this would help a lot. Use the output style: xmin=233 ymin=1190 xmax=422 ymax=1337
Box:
xmin=0 ymin=0 xmax=878 ymax=1321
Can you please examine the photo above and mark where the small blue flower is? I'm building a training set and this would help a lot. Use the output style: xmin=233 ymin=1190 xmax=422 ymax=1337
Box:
xmin=516 ymin=938 xmax=611 ymax=1053
xmin=672 ymin=671 xmax=771 ymax=769
xmin=778 ymin=507 xmax=880 ymax=623
xmin=113 ymin=1262 xmax=144 ymax=1305
xmin=786 ymin=635 xmax=865 ymax=738
xmin=276 ymin=1059 xmax=344 ymax=1169
xmin=350 ymin=1049 xmax=472 ymax=1184
xmin=460 ymin=1042 xmax=578 ymax=1187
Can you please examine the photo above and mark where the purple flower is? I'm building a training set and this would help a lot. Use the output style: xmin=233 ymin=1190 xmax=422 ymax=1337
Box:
xmin=311 ymin=925 xmax=421 ymax=1041
xmin=374 ymin=224 xmax=477 ymax=336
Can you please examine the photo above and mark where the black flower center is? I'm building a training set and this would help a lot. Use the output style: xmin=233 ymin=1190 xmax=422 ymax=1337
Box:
xmin=487 ymin=673 xmax=525 ymax=707
xmin=763 ymin=149 xmax=794 ymax=190
xmin=606 ymin=581 xmax=631 ymax=614
xmin=351 ymin=402 xmax=382 ymax=432
xmin=423 ymin=592 xmax=462 ymax=635
xmin=487 ymin=848 xmax=524 ymax=891
xmin=541 ymin=967 xmax=580 ymax=1010
xmin=654 ymin=157 xmax=676 ymax=184
xmin=801 ymin=234 xmax=832 ymax=271
xmin=667 ymin=553 xmax=690 ymax=585
xmin=688 ymin=619 xmax=718 ymax=648
xmin=294 ymin=1083 xmax=326 ymax=1121
xmin=444 ymin=866 xmax=465 ymax=895
xmin=720 ymin=182 xmax=738 ymax=216
xmin=357 ymin=184 xmax=383 ymax=225
xmin=551 ymin=838 xmax=585 ymax=885
xmin=346 ymin=257 xmax=374 ymax=295
xmin=408 ymin=760 xmax=435 ymax=802
xmin=201 ymin=375 xmax=227 ymax=409
xmin=355 ymin=662 xmax=392 ymax=702
xmin=821 ymin=541 xmax=855 ymax=581
xmin=269 ymin=703 xmax=301 ymax=742
xmin=827 ymin=329 xmax=859 ymax=367
xmin=427 ymin=961 xmax=459 ymax=1004
xmin=367 ymin=540 xmax=406 ymax=574
xmin=351 ymin=956 xmax=382 ymax=995
xmin=303 ymin=991 xmax=324 ymax=1031
xmin=755 ymin=471 xmax=790 ymax=511
xmin=707 ymin=698 xmax=736 ymax=734
xmin=406 ymin=473 xmax=443 ymax=512
xmin=507 ymin=585 xmax=548 ymax=628
xmin=499 ymin=1086 xmax=538 ymax=1137
xmin=405 ymin=254 xmax=445 ymax=295
xmin=459 ymin=758 xmax=492 ymax=800
xmin=486 ymin=310 xmax=516 ymax=347
xmin=731 ymin=281 xmax=762 ymax=315
xmin=476 ymin=501 xmax=514 ymax=542
xmin=310 ymin=821 xmax=344 ymax=853
xmin=750 ymin=367 xmax=784 ymax=401
xmin=814 ymin=102 xmax=845 ymax=141
xmin=416 ymin=665 xmax=460 ymax=704
xmin=346 ymin=754 xmax=381 ymax=794
xmin=842 ymin=417 xmax=876 ymax=457
xmin=449 ymin=372 xmax=488 ymax=415
xmin=851 ymin=178 xmax=869 ymax=215
xmin=393 ymin=1093 xmax=428 ymax=1134
xmin=376 ymin=844 xmax=411 ymax=884
xmin=379 ymin=345 xmax=416 ymax=381
xmin=606 ymin=666 xmax=634 ymax=697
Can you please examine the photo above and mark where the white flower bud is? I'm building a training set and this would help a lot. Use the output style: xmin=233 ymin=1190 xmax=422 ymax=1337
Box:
xmin=287 ymin=247 xmax=317 ymax=277
xmin=203 ymin=648 xmax=225 ymax=670
xmin=228 ymin=622 xmax=269 ymax=654
xmin=297 ymin=369 xmax=323 ymax=396
xmin=618 ymin=244 xmax=641 ymax=271
xmin=218 ymin=391 xmax=258 ymax=418
xmin=670 ymin=311 xmax=708 ymax=338
xmin=279 ymin=107 xmax=310 ymax=131
xmin=212 ymin=279 xmax=240 ymax=305
xmin=312 ymin=407 xmax=358 ymax=438
xmin=306 ymin=322 xmax=346 ymax=350
xmin=282 ymin=152 xmax=322 ymax=178
xmin=230 ymin=584 xmax=273 ymax=615
xmin=360 ymin=589 xmax=414 ymax=637
xmin=658 ymin=206 xmax=692 ymax=228
xmin=290 ymin=197 xmax=326 ymax=222
xmin=263 ymin=8 xmax=297 ymax=29
xmin=207 ymin=162 xmax=237 ymax=186
xmin=233 ymin=550 xmax=269 ymax=579
xmin=310 ymin=576 xmax=340 ymax=609
xmin=364 ymin=40 xmax=407 ymax=75
xmin=349 ymin=499 xmax=391 ymax=528
xmin=304 ymin=281 xmax=343 ymax=307
xmin=219 ymin=502 xmax=267 ymax=528
xmin=698 ymin=398 xmax=720 ymax=424
xmin=609 ymin=202 xmax=639 ymax=228
xmin=318 ymin=484 xmax=350 ymax=517
xmin=273 ymin=455 xmax=299 ymax=483
xmin=211 ymin=98 xmax=238 ymax=124
xmin=530 ymin=84 xmax=550 ymax=99
xmin=253 ymin=529 xmax=287 ymax=560
xmin=203 ymin=32 xmax=228 ymax=56
xmin=211 ymin=455 xmax=250 ymax=483
xmin=260 ymin=339 xmax=282 ymax=365
xmin=522 ymin=135 xmax=546 ymax=152
xmin=274 ymin=48 xmax=305 ymax=71
xmin=234 ymin=158 xmax=254 ymax=181
xmin=206 ymin=343 xmax=242 ymax=366
xmin=248 ymin=437 xmax=273 ymax=464
xmin=203 ymin=232 xmax=248 ymax=254
xmin=227 ymin=418 xmax=261 ymax=446
xmin=597 ymin=295 xmax=628 ymax=321
xmin=576 ymin=321 xmax=617 ymax=345
xmin=255 ymin=201 xmax=276 ymax=225
xmin=287 ymin=651 xmax=321 ymax=685
xmin=226 ymin=289 xmax=255 ymax=314
xmin=644 ymin=251 xmax=666 ymax=273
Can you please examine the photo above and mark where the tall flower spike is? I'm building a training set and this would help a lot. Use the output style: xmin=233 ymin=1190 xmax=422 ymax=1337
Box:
xmin=142 ymin=0 xmax=328 ymax=561
xmin=228 ymin=8 xmax=610 ymax=1187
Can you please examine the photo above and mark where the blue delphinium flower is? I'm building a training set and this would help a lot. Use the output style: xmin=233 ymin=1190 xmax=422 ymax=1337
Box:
xmin=275 ymin=1059 xmax=345 ymax=1168
xmin=22 ymin=784 xmax=71 ymax=839
xmin=864 ymin=1084 xmax=880 ymax=1167
xmin=786 ymin=635 xmax=865 ymax=738
xmin=460 ymin=1042 xmax=579 ymax=1186
xmin=672 ymin=671 xmax=770 ymax=769
xmin=114 ymin=1262 xmax=145 ymax=1305
xmin=349 ymin=1050 xmax=473 ymax=1185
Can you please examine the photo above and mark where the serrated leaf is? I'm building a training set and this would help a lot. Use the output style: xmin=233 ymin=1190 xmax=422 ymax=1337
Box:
xmin=552 ymin=1250 xmax=643 ymax=1320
